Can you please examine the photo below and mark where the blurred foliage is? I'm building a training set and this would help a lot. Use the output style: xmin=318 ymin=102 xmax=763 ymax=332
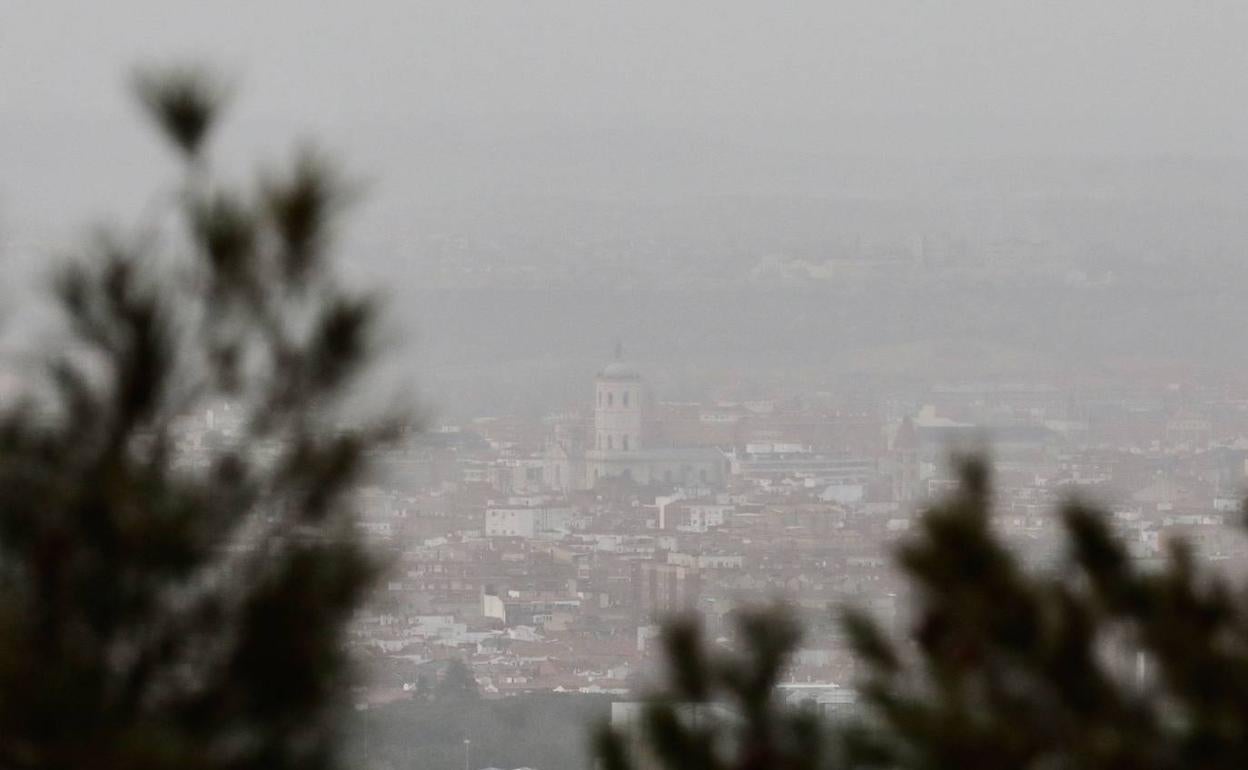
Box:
xmin=432 ymin=660 xmax=481 ymax=704
xmin=0 ymin=65 xmax=396 ymax=769
xmin=596 ymin=606 xmax=826 ymax=770
xmin=603 ymin=457 xmax=1248 ymax=770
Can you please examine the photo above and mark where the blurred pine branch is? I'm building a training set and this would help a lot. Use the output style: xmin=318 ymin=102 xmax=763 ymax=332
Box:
xmin=604 ymin=457 xmax=1248 ymax=770
xmin=0 ymin=64 xmax=402 ymax=770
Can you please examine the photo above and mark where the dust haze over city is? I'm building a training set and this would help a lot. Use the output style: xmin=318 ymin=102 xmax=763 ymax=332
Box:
xmin=5 ymin=2 xmax=1248 ymax=769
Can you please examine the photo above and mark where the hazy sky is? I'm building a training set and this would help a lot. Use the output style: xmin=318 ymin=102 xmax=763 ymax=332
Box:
xmin=6 ymin=1 xmax=1248 ymax=147
xmin=3 ymin=1 xmax=1248 ymax=415
xmin=4 ymin=1 xmax=1248 ymax=240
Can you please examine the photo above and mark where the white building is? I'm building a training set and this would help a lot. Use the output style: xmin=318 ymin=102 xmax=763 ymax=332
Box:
xmin=484 ymin=501 xmax=575 ymax=538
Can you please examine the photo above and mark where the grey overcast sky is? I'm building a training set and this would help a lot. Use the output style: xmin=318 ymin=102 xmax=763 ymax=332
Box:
xmin=3 ymin=0 xmax=1248 ymax=250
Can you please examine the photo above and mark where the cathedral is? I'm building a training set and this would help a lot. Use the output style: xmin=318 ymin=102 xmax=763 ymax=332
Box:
xmin=543 ymin=352 xmax=727 ymax=491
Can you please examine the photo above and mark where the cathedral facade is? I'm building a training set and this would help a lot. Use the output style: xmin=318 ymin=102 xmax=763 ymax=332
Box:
xmin=544 ymin=355 xmax=727 ymax=492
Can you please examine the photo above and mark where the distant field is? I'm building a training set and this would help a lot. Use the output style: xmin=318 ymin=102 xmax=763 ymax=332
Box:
xmin=346 ymin=693 xmax=616 ymax=770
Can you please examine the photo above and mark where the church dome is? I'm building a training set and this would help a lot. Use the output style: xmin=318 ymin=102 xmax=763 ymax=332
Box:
xmin=597 ymin=360 xmax=641 ymax=381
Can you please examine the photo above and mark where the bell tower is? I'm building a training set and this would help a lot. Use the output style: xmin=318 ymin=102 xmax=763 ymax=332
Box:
xmin=594 ymin=344 xmax=642 ymax=454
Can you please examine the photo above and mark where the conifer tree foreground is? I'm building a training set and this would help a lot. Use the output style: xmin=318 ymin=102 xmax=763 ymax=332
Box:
xmin=602 ymin=458 xmax=1248 ymax=770
xmin=0 ymin=67 xmax=395 ymax=769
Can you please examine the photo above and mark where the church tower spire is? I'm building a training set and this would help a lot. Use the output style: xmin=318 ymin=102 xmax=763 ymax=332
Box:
xmin=594 ymin=346 xmax=642 ymax=455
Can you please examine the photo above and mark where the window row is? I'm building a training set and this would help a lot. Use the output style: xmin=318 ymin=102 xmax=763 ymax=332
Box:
xmin=597 ymin=434 xmax=633 ymax=451
xmin=597 ymin=390 xmax=632 ymax=407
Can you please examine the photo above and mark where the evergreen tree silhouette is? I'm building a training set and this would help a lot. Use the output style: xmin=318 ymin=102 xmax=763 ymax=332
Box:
xmin=0 ymin=65 xmax=399 ymax=770
xmin=601 ymin=456 xmax=1248 ymax=770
